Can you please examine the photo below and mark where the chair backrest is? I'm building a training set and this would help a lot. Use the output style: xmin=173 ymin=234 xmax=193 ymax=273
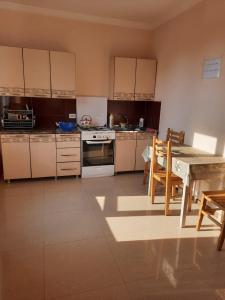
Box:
xmin=151 ymin=136 xmax=172 ymax=176
xmin=166 ymin=128 xmax=185 ymax=145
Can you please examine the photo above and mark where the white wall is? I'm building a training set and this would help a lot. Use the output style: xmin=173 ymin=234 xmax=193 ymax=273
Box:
xmin=152 ymin=0 xmax=225 ymax=155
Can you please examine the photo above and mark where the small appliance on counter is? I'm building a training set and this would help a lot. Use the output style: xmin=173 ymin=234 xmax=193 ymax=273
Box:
xmin=1 ymin=108 xmax=35 ymax=129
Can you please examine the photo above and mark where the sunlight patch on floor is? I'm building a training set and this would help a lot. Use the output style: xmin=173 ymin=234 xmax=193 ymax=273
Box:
xmin=95 ymin=196 xmax=106 ymax=211
xmin=105 ymin=214 xmax=219 ymax=242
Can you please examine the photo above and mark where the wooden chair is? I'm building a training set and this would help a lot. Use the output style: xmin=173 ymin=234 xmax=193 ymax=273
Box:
xmin=166 ymin=128 xmax=185 ymax=145
xmin=143 ymin=128 xmax=185 ymax=185
xmin=150 ymin=136 xmax=183 ymax=215
xmin=196 ymin=190 xmax=225 ymax=251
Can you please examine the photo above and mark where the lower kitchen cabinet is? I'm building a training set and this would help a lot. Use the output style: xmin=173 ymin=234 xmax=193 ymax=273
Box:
xmin=1 ymin=134 xmax=31 ymax=180
xmin=135 ymin=132 xmax=153 ymax=171
xmin=56 ymin=133 xmax=81 ymax=176
xmin=115 ymin=132 xmax=136 ymax=172
xmin=115 ymin=131 xmax=153 ymax=172
xmin=57 ymin=162 xmax=80 ymax=176
xmin=30 ymin=134 xmax=56 ymax=178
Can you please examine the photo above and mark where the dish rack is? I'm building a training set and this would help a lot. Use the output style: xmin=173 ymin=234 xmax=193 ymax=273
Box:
xmin=1 ymin=108 xmax=35 ymax=129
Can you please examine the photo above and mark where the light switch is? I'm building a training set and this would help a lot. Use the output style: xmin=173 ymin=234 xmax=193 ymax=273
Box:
xmin=69 ymin=113 xmax=76 ymax=119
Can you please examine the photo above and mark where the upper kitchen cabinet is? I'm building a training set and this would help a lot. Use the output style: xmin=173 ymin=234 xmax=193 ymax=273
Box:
xmin=23 ymin=48 xmax=51 ymax=98
xmin=50 ymin=51 xmax=76 ymax=99
xmin=0 ymin=46 xmax=24 ymax=96
xmin=113 ymin=57 xmax=136 ymax=101
xmin=135 ymin=59 xmax=157 ymax=101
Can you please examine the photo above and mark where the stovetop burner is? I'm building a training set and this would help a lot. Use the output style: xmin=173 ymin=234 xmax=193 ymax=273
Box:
xmin=79 ymin=126 xmax=113 ymax=131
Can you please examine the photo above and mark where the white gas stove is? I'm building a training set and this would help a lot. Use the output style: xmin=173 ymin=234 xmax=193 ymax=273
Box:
xmin=80 ymin=127 xmax=115 ymax=178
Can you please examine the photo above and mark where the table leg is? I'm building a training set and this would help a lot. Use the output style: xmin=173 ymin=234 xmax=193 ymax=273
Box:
xmin=180 ymin=182 xmax=189 ymax=228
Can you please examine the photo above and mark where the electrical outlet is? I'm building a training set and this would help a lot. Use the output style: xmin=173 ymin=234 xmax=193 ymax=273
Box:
xmin=69 ymin=113 xmax=76 ymax=119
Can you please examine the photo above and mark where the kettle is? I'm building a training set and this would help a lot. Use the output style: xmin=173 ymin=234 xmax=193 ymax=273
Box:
xmin=80 ymin=114 xmax=92 ymax=127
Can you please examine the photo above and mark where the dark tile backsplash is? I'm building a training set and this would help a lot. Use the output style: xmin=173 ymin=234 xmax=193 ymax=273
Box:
xmin=3 ymin=97 xmax=76 ymax=129
xmin=1 ymin=97 xmax=161 ymax=130
xmin=107 ymin=100 xmax=161 ymax=130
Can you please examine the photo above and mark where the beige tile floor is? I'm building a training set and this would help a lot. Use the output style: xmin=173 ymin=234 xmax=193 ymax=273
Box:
xmin=0 ymin=173 xmax=225 ymax=300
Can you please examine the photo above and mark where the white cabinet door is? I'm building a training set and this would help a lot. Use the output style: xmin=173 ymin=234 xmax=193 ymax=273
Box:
xmin=50 ymin=51 xmax=76 ymax=99
xmin=113 ymin=57 xmax=136 ymax=100
xmin=115 ymin=139 xmax=136 ymax=172
xmin=1 ymin=135 xmax=31 ymax=180
xmin=23 ymin=48 xmax=51 ymax=98
xmin=30 ymin=135 xmax=56 ymax=178
xmin=135 ymin=59 xmax=156 ymax=101
xmin=0 ymin=46 xmax=24 ymax=96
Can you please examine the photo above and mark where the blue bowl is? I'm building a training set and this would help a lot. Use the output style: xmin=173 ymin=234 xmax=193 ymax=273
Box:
xmin=57 ymin=122 xmax=77 ymax=132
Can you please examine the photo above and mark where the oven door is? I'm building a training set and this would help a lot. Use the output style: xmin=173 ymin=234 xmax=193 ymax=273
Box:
xmin=83 ymin=140 xmax=114 ymax=167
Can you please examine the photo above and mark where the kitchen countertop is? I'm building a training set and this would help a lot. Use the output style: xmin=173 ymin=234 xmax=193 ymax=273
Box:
xmin=0 ymin=128 xmax=81 ymax=135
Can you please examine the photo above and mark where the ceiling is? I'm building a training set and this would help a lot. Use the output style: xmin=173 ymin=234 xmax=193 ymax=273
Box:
xmin=0 ymin=0 xmax=203 ymax=30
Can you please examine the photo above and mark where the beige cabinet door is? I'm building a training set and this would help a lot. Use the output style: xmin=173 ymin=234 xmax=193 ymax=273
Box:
xmin=113 ymin=57 xmax=136 ymax=101
xmin=30 ymin=135 xmax=56 ymax=178
xmin=135 ymin=133 xmax=153 ymax=170
xmin=23 ymin=48 xmax=51 ymax=98
xmin=0 ymin=46 xmax=24 ymax=96
xmin=50 ymin=51 xmax=76 ymax=99
xmin=1 ymin=135 xmax=31 ymax=180
xmin=135 ymin=59 xmax=156 ymax=101
xmin=115 ymin=139 xmax=136 ymax=172
xmin=135 ymin=139 xmax=149 ymax=171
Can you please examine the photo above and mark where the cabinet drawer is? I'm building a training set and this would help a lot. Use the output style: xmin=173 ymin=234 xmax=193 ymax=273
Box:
xmin=116 ymin=132 xmax=137 ymax=140
xmin=57 ymin=162 xmax=80 ymax=176
xmin=56 ymin=141 xmax=80 ymax=148
xmin=57 ymin=148 xmax=80 ymax=162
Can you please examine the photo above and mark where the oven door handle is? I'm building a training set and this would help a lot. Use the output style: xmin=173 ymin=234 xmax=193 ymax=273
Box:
xmin=85 ymin=140 xmax=112 ymax=144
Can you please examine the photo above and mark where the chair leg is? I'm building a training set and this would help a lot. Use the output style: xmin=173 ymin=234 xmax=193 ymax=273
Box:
xmin=196 ymin=194 xmax=207 ymax=231
xmin=165 ymin=181 xmax=171 ymax=216
xmin=188 ymin=181 xmax=194 ymax=212
xmin=143 ymin=162 xmax=149 ymax=185
xmin=217 ymin=218 xmax=225 ymax=251
xmin=150 ymin=177 xmax=156 ymax=204
xmin=172 ymin=186 xmax=176 ymax=200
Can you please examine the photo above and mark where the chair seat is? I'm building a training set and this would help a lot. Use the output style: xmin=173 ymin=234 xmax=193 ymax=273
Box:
xmin=197 ymin=190 xmax=225 ymax=251
xmin=203 ymin=191 xmax=225 ymax=210
xmin=153 ymin=172 xmax=183 ymax=185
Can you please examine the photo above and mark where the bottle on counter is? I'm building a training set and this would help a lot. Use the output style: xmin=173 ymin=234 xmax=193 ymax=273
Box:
xmin=139 ymin=117 xmax=144 ymax=129
xmin=109 ymin=113 xmax=114 ymax=128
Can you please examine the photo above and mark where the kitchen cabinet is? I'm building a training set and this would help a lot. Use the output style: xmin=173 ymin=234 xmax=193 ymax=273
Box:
xmin=1 ymin=135 xmax=31 ymax=180
xmin=23 ymin=48 xmax=51 ymax=98
xmin=115 ymin=132 xmax=136 ymax=172
xmin=112 ymin=57 xmax=157 ymax=101
xmin=50 ymin=51 xmax=76 ymax=99
xmin=0 ymin=46 xmax=24 ymax=96
xmin=30 ymin=134 xmax=56 ymax=178
xmin=135 ymin=132 xmax=152 ymax=170
xmin=115 ymin=132 xmax=153 ymax=172
xmin=113 ymin=57 xmax=136 ymax=101
xmin=135 ymin=59 xmax=156 ymax=101
xmin=56 ymin=134 xmax=81 ymax=176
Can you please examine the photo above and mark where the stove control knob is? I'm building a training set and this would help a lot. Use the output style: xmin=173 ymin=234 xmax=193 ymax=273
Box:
xmin=93 ymin=135 xmax=96 ymax=138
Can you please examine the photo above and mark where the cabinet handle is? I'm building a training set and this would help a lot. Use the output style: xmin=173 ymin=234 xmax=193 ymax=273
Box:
xmin=60 ymin=154 xmax=77 ymax=156
xmin=60 ymin=168 xmax=77 ymax=171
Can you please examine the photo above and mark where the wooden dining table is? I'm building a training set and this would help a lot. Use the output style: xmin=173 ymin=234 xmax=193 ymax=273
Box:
xmin=145 ymin=145 xmax=225 ymax=227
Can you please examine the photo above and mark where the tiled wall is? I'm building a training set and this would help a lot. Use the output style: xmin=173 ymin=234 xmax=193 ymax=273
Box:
xmin=1 ymin=97 xmax=161 ymax=130
xmin=107 ymin=100 xmax=161 ymax=130
xmin=4 ymin=97 xmax=76 ymax=129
